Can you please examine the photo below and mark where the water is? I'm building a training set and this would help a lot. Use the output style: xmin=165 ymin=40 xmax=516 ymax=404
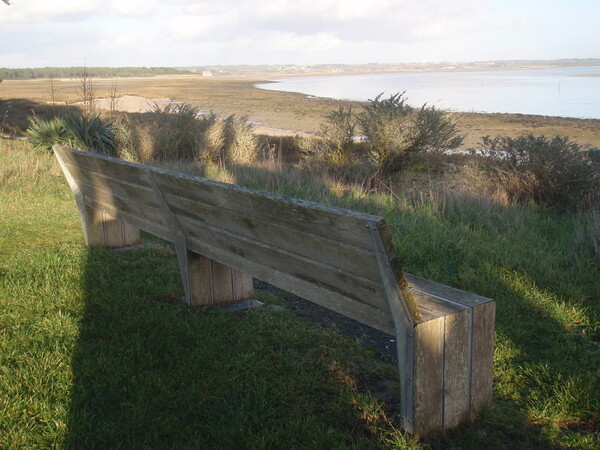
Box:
xmin=256 ymin=66 xmax=600 ymax=119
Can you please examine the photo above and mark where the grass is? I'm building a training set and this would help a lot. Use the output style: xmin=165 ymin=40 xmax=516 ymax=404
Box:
xmin=0 ymin=141 xmax=411 ymax=448
xmin=1 ymin=141 xmax=599 ymax=448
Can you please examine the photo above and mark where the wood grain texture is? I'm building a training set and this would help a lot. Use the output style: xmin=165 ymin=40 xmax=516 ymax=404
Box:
xmin=234 ymin=271 xmax=255 ymax=300
xmin=185 ymin=234 xmax=396 ymax=333
xmin=413 ymin=317 xmax=444 ymax=437
xmin=63 ymin=162 xmax=160 ymax=209
xmin=163 ymin=192 xmax=381 ymax=281
xmin=85 ymin=206 xmax=106 ymax=246
xmin=152 ymin=169 xmax=381 ymax=250
xmin=375 ymin=221 xmax=421 ymax=323
xmin=406 ymin=273 xmax=493 ymax=308
xmin=210 ymin=260 xmax=233 ymax=305
xmin=84 ymin=197 xmax=171 ymax=242
xmin=442 ymin=308 xmax=470 ymax=429
xmin=188 ymin=251 xmax=212 ymax=306
xmin=55 ymin=145 xmax=152 ymax=188
xmin=177 ymin=214 xmax=390 ymax=312
xmin=122 ymin=221 xmax=141 ymax=246
xmin=470 ymin=301 xmax=496 ymax=414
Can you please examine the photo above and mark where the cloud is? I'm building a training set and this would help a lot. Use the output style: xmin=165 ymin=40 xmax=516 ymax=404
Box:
xmin=0 ymin=0 xmax=101 ymax=23
xmin=0 ymin=0 xmax=596 ymax=67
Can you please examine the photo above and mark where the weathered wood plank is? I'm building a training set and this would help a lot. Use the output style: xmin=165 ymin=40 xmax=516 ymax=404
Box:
xmin=55 ymin=145 xmax=153 ymax=188
xmin=188 ymin=251 xmax=212 ymax=306
xmin=470 ymin=301 xmax=495 ymax=414
xmin=442 ymin=308 xmax=470 ymax=430
xmin=410 ymin=289 xmax=468 ymax=319
xmin=152 ymin=170 xmax=382 ymax=250
xmin=406 ymin=274 xmax=493 ymax=308
xmin=163 ymin=192 xmax=381 ymax=281
xmin=84 ymin=197 xmax=172 ymax=242
xmin=75 ymin=179 xmax=169 ymax=231
xmin=103 ymin=211 xmax=126 ymax=247
xmin=85 ymin=206 xmax=106 ymax=246
xmin=412 ymin=316 xmax=444 ymax=437
xmin=63 ymin=162 xmax=160 ymax=209
xmin=177 ymin=214 xmax=391 ymax=313
xmin=185 ymin=236 xmax=396 ymax=334
xmin=376 ymin=221 xmax=421 ymax=323
xmin=121 ymin=221 xmax=141 ymax=246
xmin=211 ymin=260 xmax=233 ymax=304
xmin=234 ymin=272 xmax=254 ymax=299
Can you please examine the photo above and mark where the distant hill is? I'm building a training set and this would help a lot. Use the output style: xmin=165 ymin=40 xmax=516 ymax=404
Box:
xmin=2 ymin=59 xmax=598 ymax=80
xmin=182 ymin=59 xmax=600 ymax=75
xmin=0 ymin=67 xmax=194 ymax=80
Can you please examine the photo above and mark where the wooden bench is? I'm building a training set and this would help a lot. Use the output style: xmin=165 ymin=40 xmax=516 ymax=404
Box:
xmin=53 ymin=144 xmax=495 ymax=437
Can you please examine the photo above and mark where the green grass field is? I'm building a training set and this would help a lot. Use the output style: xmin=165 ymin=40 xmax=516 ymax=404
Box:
xmin=1 ymin=141 xmax=598 ymax=448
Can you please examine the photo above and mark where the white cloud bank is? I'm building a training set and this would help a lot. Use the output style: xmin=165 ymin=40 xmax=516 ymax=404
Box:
xmin=1 ymin=0 xmax=598 ymax=67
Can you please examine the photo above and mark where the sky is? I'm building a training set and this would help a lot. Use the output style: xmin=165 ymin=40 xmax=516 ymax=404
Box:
xmin=1 ymin=0 xmax=599 ymax=68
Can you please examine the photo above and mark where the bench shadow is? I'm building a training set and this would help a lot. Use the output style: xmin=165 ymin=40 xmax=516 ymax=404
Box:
xmin=64 ymin=238 xmax=398 ymax=448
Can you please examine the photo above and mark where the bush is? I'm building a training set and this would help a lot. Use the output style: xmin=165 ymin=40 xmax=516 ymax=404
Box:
xmin=201 ymin=114 xmax=258 ymax=165
xmin=357 ymin=92 xmax=463 ymax=176
xmin=315 ymin=105 xmax=357 ymax=167
xmin=479 ymin=134 xmax=600 ymax=212
xmin=358 ymin=92 xmax=414 ymax=175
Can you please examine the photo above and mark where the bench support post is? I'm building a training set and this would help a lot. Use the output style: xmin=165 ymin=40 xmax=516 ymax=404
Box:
xmin=188 ymin=252 xmax=254 ymax=306
xmin=147 ymin=170 xmax=254 ymax=307
xmin=84 ymin=207 xmax=141 ymax=248
xmin=54 ymin=149 xmax=140 ymax=248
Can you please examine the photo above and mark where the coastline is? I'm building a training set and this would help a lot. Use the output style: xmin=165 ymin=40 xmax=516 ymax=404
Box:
xmin=1 ymin=74 xmax=599 ymax=150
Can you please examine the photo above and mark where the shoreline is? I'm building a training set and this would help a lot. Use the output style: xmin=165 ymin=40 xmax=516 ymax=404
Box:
xmin=1 ymin=75 xmax=599 ymax=149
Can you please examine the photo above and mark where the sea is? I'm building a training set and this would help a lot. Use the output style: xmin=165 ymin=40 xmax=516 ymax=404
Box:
xmin=256 ymin=66 xmax=600 ymax=120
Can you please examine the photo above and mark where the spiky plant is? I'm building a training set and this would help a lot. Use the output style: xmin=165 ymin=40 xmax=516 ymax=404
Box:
xmin=66 ymin=115 xmax=118 ymax=156
xmin=27 ymin=114 xmax=118 ymax=156
xmin=26 ymin=115 xmax=71 ymax=151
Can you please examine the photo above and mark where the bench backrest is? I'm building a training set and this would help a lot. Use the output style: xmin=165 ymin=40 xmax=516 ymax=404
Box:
xmin=53 ymin=144 xmax=420 ymax=332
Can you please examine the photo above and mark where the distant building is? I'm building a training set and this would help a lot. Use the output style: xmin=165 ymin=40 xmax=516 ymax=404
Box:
xmin=201 ymin=71 xmax=213 ymax=77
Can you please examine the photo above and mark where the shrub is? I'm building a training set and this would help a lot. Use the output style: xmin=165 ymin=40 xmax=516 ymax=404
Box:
xmin=411 ymin=105 xmax=463 ymax=152
xmin=147 ymin=102 xmax=204 ymax=160
xmin=357 ymin=92 xmax=463 ymax=176
xmin=224 ymin=115 xmax=258 ymax=164
xmin=358 ymin=92 xmax=414 ymax=175
xmin=315 ymin=105 xmax=357 ymax=167
xmin=479 ymin=134 xmax=600 ymax=212
xmin=200 ymin=114 xmax=258 ymax=165
xmin=200 ymin=113 xmax=227 ymax=163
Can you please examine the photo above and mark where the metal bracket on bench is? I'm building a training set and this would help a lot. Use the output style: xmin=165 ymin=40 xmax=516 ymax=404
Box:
xmin=147 ymin=170 xmax=192 ymax=306
xmin=366 ymin=222 xmax=415 ymax=434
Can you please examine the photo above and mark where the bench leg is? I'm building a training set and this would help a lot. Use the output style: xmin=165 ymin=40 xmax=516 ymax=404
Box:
xmin=187 ymin=251 xmax=254 ymax=306
xmin=84 ymin=207 xmax=140 ymax=248
xmin=411 ymin=301 xmax=495 ymax=437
